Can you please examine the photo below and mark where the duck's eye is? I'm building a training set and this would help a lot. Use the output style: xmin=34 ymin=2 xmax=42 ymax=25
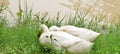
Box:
xmin=45 ymin=36 xmax=49 ymax=38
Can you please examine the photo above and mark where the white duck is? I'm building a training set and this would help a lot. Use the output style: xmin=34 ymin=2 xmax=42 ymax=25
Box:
xmin=59 ymin=25 xmax=100 ymax=42
xmin=38 ymin=24 xmax=94 ymax=54
xmin=38 ymin=24 xmax=62 ymax=50
xmin=49 ymin=25 xmax=100 ymax=42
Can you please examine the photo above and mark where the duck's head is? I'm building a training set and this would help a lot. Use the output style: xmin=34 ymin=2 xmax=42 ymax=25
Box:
xmin=38 ymin=24 xmax=49 ymax=38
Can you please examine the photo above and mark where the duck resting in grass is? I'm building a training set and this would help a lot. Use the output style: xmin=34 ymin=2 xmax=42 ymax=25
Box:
xmin=49 ymin=25 xmax=100 ymax=42
xmin=38 ymin=24 xmax=94 ymax=54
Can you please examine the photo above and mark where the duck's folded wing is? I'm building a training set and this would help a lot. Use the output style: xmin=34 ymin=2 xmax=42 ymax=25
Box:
xmin=50 ymin=31 xmax=82 ymax=48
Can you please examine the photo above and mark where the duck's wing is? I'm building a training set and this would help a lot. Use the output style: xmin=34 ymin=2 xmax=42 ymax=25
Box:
xmin=59 ymin=25 xmax=80 ymax=36
xmin=59 ymin=25 xmax=100 ymax=42
xmin=59 ymin=25 xmax=89 ymax=36
xmin=51 ymin=31 xmax=94 ymax=54
xmin=50 ymin=31 xmax=82 ymax=48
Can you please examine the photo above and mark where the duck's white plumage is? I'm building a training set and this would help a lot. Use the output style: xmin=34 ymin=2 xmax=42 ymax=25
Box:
xmin=67 ymin=41 xmax=94 ymax=54
xmin=59 ymin=25 xmax=100 ymax=42
xmin=40 ymin=24 xmax=49 ymax=33
xmin=38 ymin=24 xmax=99 ymax=54
xmin=39 ymin=24 xmax=62 ymax=50
xmin=49 ymin=31 xmax=82 ymax=47
xmin=38 ymin=24 xmax=50 ymax=46
xmin=39 ymin=32 xmax=63 ymax=50
xmin=39 ymin=30 xmax=94 ymax=54
xmin=49 ymin=26 xmax=59 ymax=31
xmin=50 ymin=31 xmax=94 ymax=54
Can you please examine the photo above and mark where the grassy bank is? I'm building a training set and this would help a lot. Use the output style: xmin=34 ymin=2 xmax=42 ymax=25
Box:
xmin=0 ymin=16 xmax=120 ymax=54
xmin=0 ymin=1 xmax=120 ymax=54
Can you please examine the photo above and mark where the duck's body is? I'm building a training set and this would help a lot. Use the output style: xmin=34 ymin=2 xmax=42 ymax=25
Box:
xmin=39 ymin=30 xmax=94 ymax=54
xmin=51 ymin=31 xmax=94 ymax=54
xmin=59 ymin=25 xmax=100 ymax=42
xmin=38 ymin=24 xmax=96 ymax=54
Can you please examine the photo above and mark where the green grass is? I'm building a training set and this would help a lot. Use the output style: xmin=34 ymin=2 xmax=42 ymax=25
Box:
xmin=1 ymin=1 xmax=120 ymax=54
xmin=0 ymin=26 xmax=39 ymax=54
xmin=0 ymin=18 xmax=120 ymax=54
xmin=0 ymin=24 xmax=66 ymax=54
